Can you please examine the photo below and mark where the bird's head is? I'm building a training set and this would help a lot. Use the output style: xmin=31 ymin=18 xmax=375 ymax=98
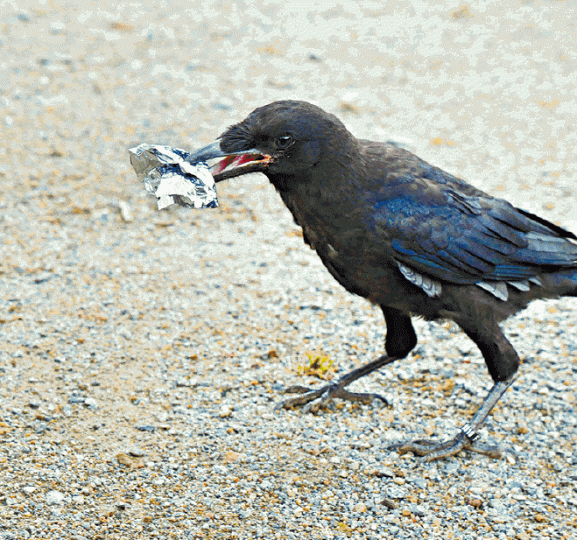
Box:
xmin=187 ymin=100 xmax=354 ymax=187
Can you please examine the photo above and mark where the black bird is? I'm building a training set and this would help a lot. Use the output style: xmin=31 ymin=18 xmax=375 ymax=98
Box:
xmin=187 ymin=100 xmax=577 ymax=460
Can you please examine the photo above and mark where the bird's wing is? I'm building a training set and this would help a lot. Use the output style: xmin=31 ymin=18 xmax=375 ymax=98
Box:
xmin=372 ymin=182 xmax=577 ymax=288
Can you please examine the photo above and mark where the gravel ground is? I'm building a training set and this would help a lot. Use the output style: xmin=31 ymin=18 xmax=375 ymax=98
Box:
xmin=1 ymin=1 xmax=577 ymax=539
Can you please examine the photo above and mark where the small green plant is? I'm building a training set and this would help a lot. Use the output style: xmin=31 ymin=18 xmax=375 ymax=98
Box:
xmin=297 ymin=352 xmax=335 ymax=380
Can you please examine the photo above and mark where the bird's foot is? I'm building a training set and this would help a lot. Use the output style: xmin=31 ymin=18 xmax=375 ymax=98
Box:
xmin=278 ymin=383 xmax=389 ymax=413
xmin=391 ymin=425 xmax=502 ymax=461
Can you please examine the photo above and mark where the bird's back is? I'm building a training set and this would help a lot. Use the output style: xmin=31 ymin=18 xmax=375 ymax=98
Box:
xmin=274 ymin=138 xmax=577 ymax=321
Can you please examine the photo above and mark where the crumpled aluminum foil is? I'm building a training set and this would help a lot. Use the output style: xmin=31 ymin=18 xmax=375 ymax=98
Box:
xmin=129 ymin=143 xmax=218 ymax=210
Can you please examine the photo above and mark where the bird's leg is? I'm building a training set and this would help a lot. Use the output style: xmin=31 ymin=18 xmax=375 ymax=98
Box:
xmin=278 ymin=353 xmax=398 ymax=413
xmin=393 ymin=318 xmax=521 ymax=460
xmin=279 ymin=307 xmax=414 ymax=413
xmin=391 ymin=378 xmax=514 ymax=461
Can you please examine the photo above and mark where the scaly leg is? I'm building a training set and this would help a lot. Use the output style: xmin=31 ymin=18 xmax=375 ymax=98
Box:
xmin=391 ymin=378 xmax=514 ymax=460
xmin=278 ymin=353 xmax=398 ymax=413
xmin=279 ymin=306 xmax=416 ymax=413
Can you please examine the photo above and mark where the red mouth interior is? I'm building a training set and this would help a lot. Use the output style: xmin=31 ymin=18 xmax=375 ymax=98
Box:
xmin=212 ymin=154 xmax=267 ymax=175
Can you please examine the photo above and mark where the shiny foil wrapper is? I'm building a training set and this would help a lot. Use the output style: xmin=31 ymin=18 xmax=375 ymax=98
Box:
xmin=129 ymin=144 xmax=218 ymax=210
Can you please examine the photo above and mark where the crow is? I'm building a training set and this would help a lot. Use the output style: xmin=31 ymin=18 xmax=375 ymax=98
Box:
xmin=187 ymin=100 xmax=577 ymax=460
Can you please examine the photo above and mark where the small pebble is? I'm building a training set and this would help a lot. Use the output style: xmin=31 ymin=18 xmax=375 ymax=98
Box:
xmin=45 ymin=491 xmax=65 ymax=505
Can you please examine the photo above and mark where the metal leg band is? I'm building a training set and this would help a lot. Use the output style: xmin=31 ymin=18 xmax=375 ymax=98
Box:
xmin=461 ymin=424 xmax=480 ymax=442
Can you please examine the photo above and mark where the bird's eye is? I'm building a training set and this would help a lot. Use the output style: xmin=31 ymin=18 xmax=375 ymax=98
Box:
xmin=275 ymin=134 xmax=294 ymax=149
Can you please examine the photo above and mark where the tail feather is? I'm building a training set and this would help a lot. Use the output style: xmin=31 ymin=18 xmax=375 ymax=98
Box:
xmin=525 ymin=269 xmax=577 ymax=301
xmin=552 ymin=269 xmax=577 ymax=297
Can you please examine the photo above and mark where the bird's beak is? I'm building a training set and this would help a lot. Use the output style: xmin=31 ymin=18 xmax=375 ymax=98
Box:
xmin=186 ymin=140 xmax=271 ymax=183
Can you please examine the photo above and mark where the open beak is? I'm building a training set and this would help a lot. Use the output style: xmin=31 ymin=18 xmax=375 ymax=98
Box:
xmin=186 ymin=140 xmax=271 ymax=183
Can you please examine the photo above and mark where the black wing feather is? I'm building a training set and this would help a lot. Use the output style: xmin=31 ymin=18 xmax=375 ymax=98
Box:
xmin=375 ymin=185 xmax=577 ymax=285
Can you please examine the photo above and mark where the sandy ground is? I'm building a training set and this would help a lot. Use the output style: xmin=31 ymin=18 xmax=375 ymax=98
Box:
xmin=1 ymin=1 xmax=577 ymax=539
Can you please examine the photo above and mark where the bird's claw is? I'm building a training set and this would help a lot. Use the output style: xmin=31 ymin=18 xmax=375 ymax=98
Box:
xmin=391 ymin=427 xmax=502 ymax=461
xmin=278 ymin=383 xmax=389 ymax=413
